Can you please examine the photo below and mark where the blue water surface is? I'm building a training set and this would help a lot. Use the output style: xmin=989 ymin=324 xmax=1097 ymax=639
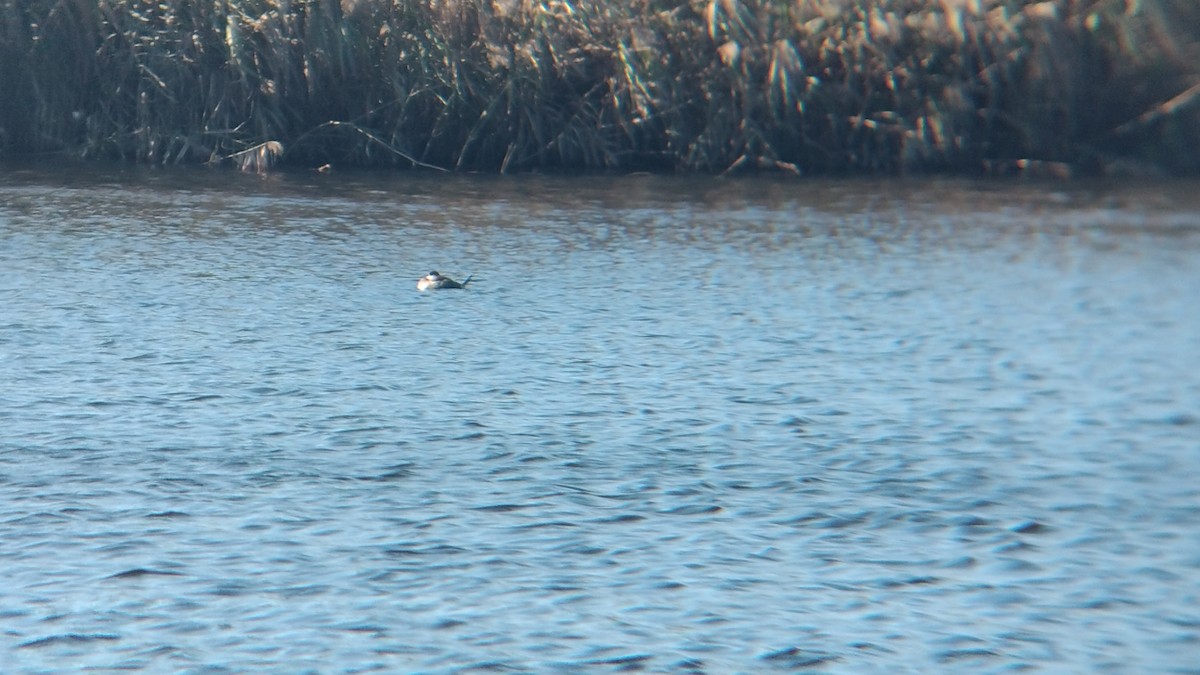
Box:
xmin=1 ymin=168 xmax=1198 ymax=673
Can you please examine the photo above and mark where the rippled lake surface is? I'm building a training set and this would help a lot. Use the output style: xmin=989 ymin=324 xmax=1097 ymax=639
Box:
xmin=2 ymin=164 xmax=1198 ymax=673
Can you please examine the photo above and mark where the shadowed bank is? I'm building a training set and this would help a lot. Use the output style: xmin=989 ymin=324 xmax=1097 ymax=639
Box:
xmin=0 ymin=0 xmax=1197 ymax=175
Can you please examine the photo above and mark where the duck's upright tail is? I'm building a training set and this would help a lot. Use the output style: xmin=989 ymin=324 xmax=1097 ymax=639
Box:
xmin=461 ymin=274 xmax=473 ymax=287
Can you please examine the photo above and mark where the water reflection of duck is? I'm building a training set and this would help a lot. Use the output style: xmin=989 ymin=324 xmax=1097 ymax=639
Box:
xmin=417 ymin=271 xmax=472 ymax=291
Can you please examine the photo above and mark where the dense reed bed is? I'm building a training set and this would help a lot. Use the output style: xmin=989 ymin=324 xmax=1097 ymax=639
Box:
xmin=1 ymin=0 xmax=1197 ymax=174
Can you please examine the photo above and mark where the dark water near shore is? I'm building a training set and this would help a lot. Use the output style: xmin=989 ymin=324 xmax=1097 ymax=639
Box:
xmin=2 ymin=165 xmax=1198 ymax=673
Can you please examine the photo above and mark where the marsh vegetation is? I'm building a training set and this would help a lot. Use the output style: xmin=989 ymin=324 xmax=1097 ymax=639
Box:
xmin=1 ymin=0 xmax=1197 ymax=174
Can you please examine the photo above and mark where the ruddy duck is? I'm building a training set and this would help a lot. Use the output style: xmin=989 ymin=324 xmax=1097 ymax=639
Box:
xmin=417 ymin=271 xmax=471 ymax=291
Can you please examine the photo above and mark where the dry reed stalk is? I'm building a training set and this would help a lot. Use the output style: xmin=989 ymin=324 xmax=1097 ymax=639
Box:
xmin=219 ymin=140 xmax=284 ymax=174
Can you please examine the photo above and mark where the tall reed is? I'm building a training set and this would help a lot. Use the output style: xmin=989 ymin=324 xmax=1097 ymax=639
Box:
xmin=1 ymin=0 xmax=1196 ymax=174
